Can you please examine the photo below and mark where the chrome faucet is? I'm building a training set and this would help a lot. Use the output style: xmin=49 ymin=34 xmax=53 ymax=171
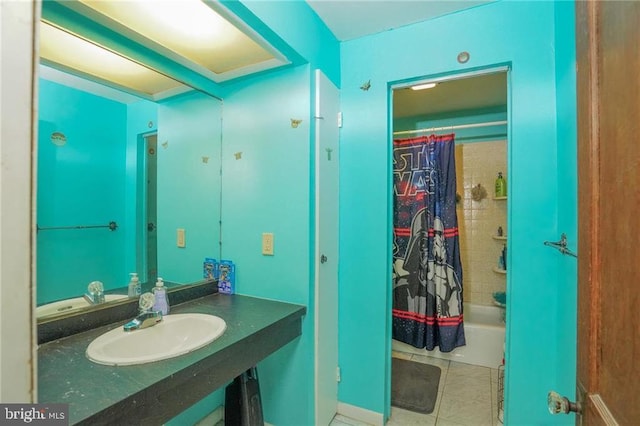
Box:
xmin=84 ymin=280 xmax=105 ymax=305
xmin=123 ymin=310 xmax=163 ymax=331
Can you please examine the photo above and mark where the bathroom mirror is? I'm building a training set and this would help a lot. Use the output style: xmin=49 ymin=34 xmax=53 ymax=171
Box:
xmin=34 ymin=0 xmax=292 ymax=321
xmin=36 ymin=36 xmax=223 ymax=320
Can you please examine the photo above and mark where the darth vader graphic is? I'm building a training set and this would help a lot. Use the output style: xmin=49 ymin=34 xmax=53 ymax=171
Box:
xmin=393 ymin=208 xmax=462 ymax=318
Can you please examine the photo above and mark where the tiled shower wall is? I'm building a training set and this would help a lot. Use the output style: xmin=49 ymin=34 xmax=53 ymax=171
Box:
xmin=455 ymin=140 xmax=507 ymax=306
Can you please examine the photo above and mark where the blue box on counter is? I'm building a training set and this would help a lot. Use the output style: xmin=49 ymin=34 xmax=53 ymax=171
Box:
xmin=218 ymin=259 xmax=235 ymax=294
xmin=203 ymin=258 xmax=218 ymax=280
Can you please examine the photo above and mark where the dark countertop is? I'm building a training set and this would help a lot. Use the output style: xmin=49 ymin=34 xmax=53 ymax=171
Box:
xmin=38 ymin=294 xmax=306 ymax=425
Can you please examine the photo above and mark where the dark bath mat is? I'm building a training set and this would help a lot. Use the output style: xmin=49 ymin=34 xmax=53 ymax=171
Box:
xmin=391 ymin=357 xmax=441 ymax=414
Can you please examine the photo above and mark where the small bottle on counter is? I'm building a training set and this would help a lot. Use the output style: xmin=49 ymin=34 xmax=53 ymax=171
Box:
xmin=127 ymin=272 xmax=141 ymax=298
xmin=497 ymin=226 xmax=503 ymax=237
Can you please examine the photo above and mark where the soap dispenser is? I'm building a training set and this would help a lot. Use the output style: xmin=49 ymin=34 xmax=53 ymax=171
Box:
xmin=127 ymin=272 xmax=141 ymax=298
xmin=153 ymin=277 xmax=170 ymax=315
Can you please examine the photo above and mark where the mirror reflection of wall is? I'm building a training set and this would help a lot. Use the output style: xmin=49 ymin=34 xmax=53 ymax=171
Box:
xmin=36 ymin=66 xmax=222 ymax=309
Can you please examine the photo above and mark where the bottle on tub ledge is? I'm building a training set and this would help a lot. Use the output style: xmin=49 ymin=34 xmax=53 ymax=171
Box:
xmin=153 ymin=277 xmax=170 ymax=315
xmin=501 ymin=244 xmax=507 ymax=271
xmin=495 ymin=171 xmax=507 ymax=197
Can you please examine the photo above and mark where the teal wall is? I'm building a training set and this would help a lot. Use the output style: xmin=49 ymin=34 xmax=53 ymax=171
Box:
xmin=37 ymin=78 xmax=128 ymax=303
xmin=37 ymin=81 xmax=224 ymax=301
xmin=338 ymin=1 xmax=576 ymax=424
xmin=220 ymin=64 xmax=314 ymax=426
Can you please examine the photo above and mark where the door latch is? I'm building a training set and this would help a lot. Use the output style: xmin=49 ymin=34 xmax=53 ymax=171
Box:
xmin=320 ymin=254 xmax=327 ymax=264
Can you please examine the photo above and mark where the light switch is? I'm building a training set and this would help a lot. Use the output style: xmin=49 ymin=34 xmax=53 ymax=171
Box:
xmin=262 ymin=233 xmax=274 ymax=255
xmin=177 ymin=228 xmax=186 ymax=248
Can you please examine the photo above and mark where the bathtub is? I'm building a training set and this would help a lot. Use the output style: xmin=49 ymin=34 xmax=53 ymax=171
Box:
xmin=392 ymin=303 xmax=505 ymax=369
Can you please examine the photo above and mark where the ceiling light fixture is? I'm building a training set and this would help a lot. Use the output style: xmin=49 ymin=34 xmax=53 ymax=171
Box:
xmin=79 ymin=0 xmax=275 ymax=75
xmin=39 ymin=22 xmax=184 ymax=97
xmin=410 ymin=82 xmax=438 ymax=91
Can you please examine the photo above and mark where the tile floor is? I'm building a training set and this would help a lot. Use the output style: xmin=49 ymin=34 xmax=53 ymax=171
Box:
xmin=331 ymin=351 xmax=501 ymax=426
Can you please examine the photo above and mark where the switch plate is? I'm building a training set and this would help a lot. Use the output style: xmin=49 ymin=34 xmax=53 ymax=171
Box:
xmin=177 ymin=228 xmax=186 ymax=248
xmin=262 ymin=233 xmax=274 ymax=255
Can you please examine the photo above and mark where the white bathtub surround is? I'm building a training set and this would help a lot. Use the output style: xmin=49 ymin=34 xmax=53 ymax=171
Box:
xmin=456 ymin=140 xmax=508 ymax=306
xmin=392 ymin=303 xmax=505 ymax=369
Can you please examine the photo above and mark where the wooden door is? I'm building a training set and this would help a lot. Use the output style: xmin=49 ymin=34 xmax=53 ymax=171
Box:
xmin=576 ymin=1 xmax=640 ymax=424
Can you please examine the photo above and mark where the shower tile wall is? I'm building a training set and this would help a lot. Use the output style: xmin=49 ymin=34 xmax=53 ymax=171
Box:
xmin=456 ymin=140 xmax=507 ymax=306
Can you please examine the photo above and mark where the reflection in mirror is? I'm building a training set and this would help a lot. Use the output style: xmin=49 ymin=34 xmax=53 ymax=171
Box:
xmin=36 ymin=64 xmax=222 ymax=320
xmin=36 ymin=0 xmax=292 ymax=322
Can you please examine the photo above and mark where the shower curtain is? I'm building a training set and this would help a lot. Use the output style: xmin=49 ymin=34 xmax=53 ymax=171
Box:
xmin=392 ymin=134 xmax=465 ymax=352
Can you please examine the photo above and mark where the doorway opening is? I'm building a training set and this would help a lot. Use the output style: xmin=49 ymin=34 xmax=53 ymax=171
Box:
xmin=389 ymin=68 xmax=509 ymax=424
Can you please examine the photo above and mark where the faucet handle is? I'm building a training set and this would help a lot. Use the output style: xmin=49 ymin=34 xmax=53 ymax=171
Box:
xmin=87 ymin=280 xmax=103 ymax=293
xmin=138 ymin=292 xmax=155 ymax=313
xmin=86 ymin=281 xmax=105 ymax=304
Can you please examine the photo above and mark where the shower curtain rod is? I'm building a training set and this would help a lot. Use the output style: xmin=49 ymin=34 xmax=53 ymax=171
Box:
xmin=393 ymin=120 xmax=508 ymax=136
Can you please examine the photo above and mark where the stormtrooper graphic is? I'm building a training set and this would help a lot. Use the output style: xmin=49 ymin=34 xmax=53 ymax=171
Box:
xmin=393 ymin=207 xmax=462 ymax=318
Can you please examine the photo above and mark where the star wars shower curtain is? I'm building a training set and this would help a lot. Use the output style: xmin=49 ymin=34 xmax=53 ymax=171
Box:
xmin=392 ymin=134 xmax=465 ymax=352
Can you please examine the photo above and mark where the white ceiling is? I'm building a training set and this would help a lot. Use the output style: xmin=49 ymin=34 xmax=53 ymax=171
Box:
xmin=306 ymin=0 xmax=505 ymax=119
xmin=306 ymin=0 xmax=492 ymax=41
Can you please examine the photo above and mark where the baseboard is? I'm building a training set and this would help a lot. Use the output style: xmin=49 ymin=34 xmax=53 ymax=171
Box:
xmin=337 ymin=402 xmax=384 ymax=426
xmin=195 ymin=406 xmax=224 ymax=426
xmin=193 ymin=405 xmax=274 ymax=426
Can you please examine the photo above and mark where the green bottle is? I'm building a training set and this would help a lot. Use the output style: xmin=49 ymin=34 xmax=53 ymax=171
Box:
xmin=495 ymin=172 xmax=506 ymax=197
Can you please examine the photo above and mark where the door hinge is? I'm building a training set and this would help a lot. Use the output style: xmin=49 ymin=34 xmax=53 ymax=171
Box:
xmin=337 ymin=112 xmax=343 ymax=128
xmin=336 ymin=366 xmax=341 ymax=383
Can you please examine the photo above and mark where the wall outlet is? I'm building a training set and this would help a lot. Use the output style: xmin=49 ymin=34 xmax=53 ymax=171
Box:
xmin=262 ymin=233 xmax=274 ymax=255
xmin=177 ymin=228 xmax=186 ymax=248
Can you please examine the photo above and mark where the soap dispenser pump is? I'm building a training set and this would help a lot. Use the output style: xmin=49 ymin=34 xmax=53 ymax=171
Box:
xmin=153 ymin=277 xmax=170 ymax=315
xmin=127 ymin=272 xmax=141 ymax=298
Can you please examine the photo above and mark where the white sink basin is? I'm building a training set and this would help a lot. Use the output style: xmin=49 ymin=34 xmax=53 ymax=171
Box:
xmin=86 ymin=313 xmax=226 ymax=366
xmin=36 ymin=294 xmax=128 ymax=317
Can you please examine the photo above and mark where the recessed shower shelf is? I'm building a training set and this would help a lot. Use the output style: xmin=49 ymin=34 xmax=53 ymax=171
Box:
xmin=492 ymin=267 xmax=507 ymax=275
xmin=493 ymin=196 xmax=507 ymax=201
xmin=492 ymin=235 xmax=507 ymax=241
